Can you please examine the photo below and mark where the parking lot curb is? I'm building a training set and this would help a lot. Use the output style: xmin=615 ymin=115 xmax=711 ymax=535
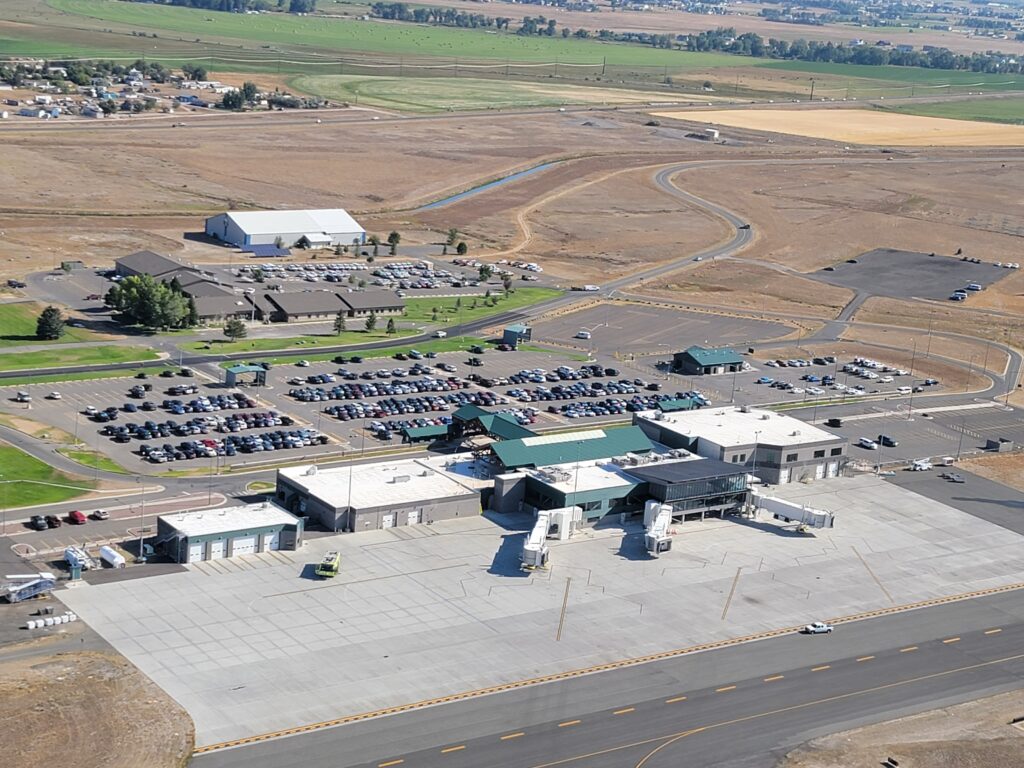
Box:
xmin=191 ymin=580 xmax=1024 ymax=754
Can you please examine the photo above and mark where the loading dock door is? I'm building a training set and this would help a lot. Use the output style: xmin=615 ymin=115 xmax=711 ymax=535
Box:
xmin=826 ymin=461 xmax=838 ymax=478
xmin=187 ymin=541 xmax=204 ymax=563
xmin=231 ymin=536 xmax=257 ymax=556
xmin=814 ymin=463 xmax=825 ymax=480
xmin=209 ymin=539 xmax=226 ymax=560
xmin=407 ymin=510 xmax=421 ymax=525
xmin=381 ymin=513 xmax=394 ymax=529
xmin=262 ymin=531 xmax=280 ymax=551
xmin=779 ymin=468 xmax=791 ymax=485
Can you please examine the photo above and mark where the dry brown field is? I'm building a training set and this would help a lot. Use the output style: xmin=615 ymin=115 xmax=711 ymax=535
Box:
xmin=653 ymin=108 xmax=1024 ymax=146
xmin=960 ymin=452 xmax=1024 ymax=491
xmin=840 ymin=324 xmax=1011 ymax=375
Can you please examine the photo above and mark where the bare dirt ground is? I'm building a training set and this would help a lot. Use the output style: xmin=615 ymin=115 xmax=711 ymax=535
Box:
xmin=0 ymin=647 xmax=193 ymax=768
xmin=781 ymin=689 xmax=1024 ymax=768
xmin=840 ymin=325 xmax=1011 ymax=376
xmin=637 ymin=259 xmax=854 ymax=318
xmin=960 ymin=453 xmax=1024 ymax=492
xmin=857 ymin=297 xmax=1024 ymax=351
xmin=654 ymin=108 xmax=1024 ymax=146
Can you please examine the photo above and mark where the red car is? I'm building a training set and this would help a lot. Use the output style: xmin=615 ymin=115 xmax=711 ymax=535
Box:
xmin=68 ymin=510 xmax=87 ymax=525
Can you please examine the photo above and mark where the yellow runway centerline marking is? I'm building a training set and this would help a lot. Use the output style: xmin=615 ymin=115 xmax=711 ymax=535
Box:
xmin=943 ymin=637 xmax=961 ymax=644
xmin=501 ymin=732 xmax=525 ymax=740
xmin=665 ymin=696 xmax=687 ymax=703
xmin=558 ymin=720 xmax=581 ymax=728
xmin=900 ymin=646 xmax=918 ymax=653
xmin=763 ymin=675 xmax=784 ymax=682
xmin=614 ymin=708 xmax=636 ymax=715
xmin=441 ymin=745 xmax=466 ymax=754
xmin=811 ymin=665 xmax=831 ymax=672
xmin=984 ymin=628 xmax=1002 ymax=635
xmin=379 ymin=761 xmax=404 ymax=767
xmin=857 ymin=655 xmax=875 ymax=662
xmin=716 ymin=685 xmax=737 ymax=693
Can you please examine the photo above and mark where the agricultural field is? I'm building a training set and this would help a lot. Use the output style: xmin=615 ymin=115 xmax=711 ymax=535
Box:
xmin=889 ymin=97 xmax=1024 ymax=125
xmin=292 ymin=75 xmax=688 ymax=112
xmin=652 ymin=108 xmax=1024 ymax=145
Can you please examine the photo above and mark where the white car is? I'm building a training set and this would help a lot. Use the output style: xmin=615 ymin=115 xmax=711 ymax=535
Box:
xmin=46 ymin=392 xmax=62 ymax=400
xmin=806 ymin=386 xmax=824 ymax=396
xmin=791 ymin=387 xmax=805 ymax=395
xmin=879 ymin=376 xmax=894 ymax=384
xmin=858 ymin=437 xmax=879 ymax=450
xmin=803 ymin=621 xmax=834 ymax=634
xmin=296 ymin=360 xmax=310 ymax=367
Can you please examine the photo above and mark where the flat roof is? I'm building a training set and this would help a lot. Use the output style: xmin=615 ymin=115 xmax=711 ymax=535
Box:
xmin=278 ymin=457 xmax=480 ymax=509
xmin=160 ymin=502 xmax=299 ymax=538
xmin=218 ymin=209 xmax=365 ymax=236
xmin=625 ymin=456 xmax=745 ymax=484
xmin=526 ymin=460 xmax=641 ymax=495
xmin=639 ymin=407 xmax=841 ymax=448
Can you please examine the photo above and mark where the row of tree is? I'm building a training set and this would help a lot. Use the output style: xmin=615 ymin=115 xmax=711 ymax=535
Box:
xmin=104 ymin=274 xmax=199 ymax=330
xmin=122 ymin=0 xmax=316 ymax=12
xmin=370 ymin=3 xmax=508 ymax=30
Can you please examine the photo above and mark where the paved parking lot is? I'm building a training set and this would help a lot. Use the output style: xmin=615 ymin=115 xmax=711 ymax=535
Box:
xmin=813 ymin=248 xmax=1012 ymax=301
xmin=59 ymin=474 xmax=1024 ymax=746
xmin=532 ymin=304 xmax=788 ymax=357
xmin=887 ymin=469 xmax=1024 ymax=535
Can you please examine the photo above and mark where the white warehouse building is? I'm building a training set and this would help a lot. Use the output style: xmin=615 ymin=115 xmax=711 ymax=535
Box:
xmin=205 ymin=209 xmax=366 ymax=249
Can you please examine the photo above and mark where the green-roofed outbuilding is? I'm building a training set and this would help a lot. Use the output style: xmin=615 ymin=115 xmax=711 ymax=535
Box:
xmin=672 ymin=345 xmax=744 ymax=376
xmin=449 ymin=404 xmax=536 ymax=442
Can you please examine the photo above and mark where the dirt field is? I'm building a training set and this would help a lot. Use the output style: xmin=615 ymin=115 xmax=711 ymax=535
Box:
xmin=960 ymin=453 xmax=1024 ymax=492
xmin=840 ymin=325 xmax=1011 ymax=376
xmin=653 ymin=108 xmax=1024 ymax=146
xmin=0 ymin=648 xmax=193 ymax=768
xmin=637 ymin=259 xmax=854 ymax=318
xmin=857 ymin=297 xmax=1024 ymax=352
xmin=782 ymin=688 xmax=1024 ymax=768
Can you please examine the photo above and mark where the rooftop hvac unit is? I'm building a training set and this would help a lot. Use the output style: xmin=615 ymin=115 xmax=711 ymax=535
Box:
xmin=304 ymin=465 xmax=318 ymax=476
xmin=790 ymin=430 xmax=801 ymax=436
xmin=392 ymin=475 xmax=410 ymax=483
xmin=760 ymin=414 xmax=771 ymax=420
xmin=654 ymin=411 xmax=664 ymax=421
xmin=420 ymin=469 xmax=434 ymax=477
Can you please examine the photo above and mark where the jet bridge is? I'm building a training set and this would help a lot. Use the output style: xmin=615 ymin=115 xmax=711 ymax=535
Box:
xmin=752 ymin=491 xmax=835 ymax=530
xmin=522 ymin=506 xmax=582 ymax=569
xmin=3 ymin=572 xmax=57 ymax=603
xmin=643 ymin=501 xmax=674 ymax=556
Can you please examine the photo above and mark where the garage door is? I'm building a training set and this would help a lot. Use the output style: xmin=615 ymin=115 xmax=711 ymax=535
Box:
xmin=231 ymin=536 xmax=257 ymax=556
xmin=778 ymin=468 xmax=791 ymax=485
xmin=261 ymin=530 xmax=280 ymax=552
xmin=209 ymin=539 xmax=226 ymax=560
xmin=187 ymin=541 xmax=204 ymax=563
xmin=407 ymin=510 xmax=421 ymax=525
xmin=814 ymin=463 xmax=825 ymax=480
xmin=381 ymin=513 xmax=394 ymax=529
xmin=826 ymin=461 xmax=839 ymax=478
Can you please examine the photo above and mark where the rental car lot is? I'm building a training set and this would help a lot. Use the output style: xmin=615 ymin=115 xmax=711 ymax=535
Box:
xmin=59 ymin=474 xmax=1024 ymax=747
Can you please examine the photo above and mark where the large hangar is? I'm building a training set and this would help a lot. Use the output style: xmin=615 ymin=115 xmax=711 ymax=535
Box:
xmin=205 ymin=209 xmax=366 ymax=249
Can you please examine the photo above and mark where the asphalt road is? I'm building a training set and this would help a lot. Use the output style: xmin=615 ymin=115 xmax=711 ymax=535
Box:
xmin=191 ymin=590 xmax=1024 ymax=768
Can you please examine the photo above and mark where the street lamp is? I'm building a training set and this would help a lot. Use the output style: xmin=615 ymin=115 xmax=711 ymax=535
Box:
xmin=751 ymin=430 xmax=762 ymax=482
xmin=955 ymin=413 xmax=967 ymax=461
xmin=137 ymin=476 xmax=147 ymax=562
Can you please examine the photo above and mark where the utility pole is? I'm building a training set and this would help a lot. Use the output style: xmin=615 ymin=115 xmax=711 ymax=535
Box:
xmin=809 ymin=79 xmax=815 ymax=101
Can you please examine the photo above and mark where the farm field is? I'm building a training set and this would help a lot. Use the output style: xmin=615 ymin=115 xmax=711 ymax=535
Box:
xmin=890 ymin=97 xmax=1024 ymax=125
xmin=42 ymin=0 xmax=743 ymax=69
xmin=0 ymin=302 xmax=110 ymax=348
xmin=291 ymin=75 xmax=695 ymax=112
xmin=651 ymin=108 xmax=1024 ymax=145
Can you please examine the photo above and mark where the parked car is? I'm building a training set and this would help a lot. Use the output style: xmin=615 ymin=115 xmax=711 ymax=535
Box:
xmin=29 ymin=515 xmax=48 ymax=531
xmin=858 ymin=437 xmax=879 ymax=450
xmin=877 ymin=435 xmax=898 ymax=447
xmin=90 ymin=509 xmax=109 ymax=521
xmin=45 ymin=515 xmax=62 ymax=528
xmin=68 ymin=510 xmax=87 ymax=525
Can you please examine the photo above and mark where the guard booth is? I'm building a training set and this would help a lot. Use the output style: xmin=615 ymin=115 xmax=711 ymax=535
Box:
xmin=224 ymin=363 xmax=267 ymax=387
xmin=502 ymin=324 xmax=532 ymax=348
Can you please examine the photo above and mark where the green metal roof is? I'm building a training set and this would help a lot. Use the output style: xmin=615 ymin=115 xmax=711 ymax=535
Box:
xmin=452 ymin=404 xmax=489 ymax=422
xmin=452 ymin=405 xmax=536 ymax=440
xmin=680 ymin=345 xmax=743 ymax=366
xmin=492 ymin=426 xmax=652 ymax=469
xmin=225 ymin=364 xmax=267 ymax=374
xmin=402 ymin=424 xmax=450 ymax=440
xmin=505 ymin=323 xmax=530 ymax=333
xmin=657 ymin=397 xmax=697 ymax=412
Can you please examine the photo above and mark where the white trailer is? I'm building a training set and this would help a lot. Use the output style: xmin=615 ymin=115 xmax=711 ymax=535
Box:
xmin=64 ymin=546 xmax=100 ymax=571
xmin=643 ymin=500 xmax=674 ymax=556
xmin=522 ymin=506 xmax=582 ymax=569
xmin=99 ymin=545 xmax=126 ymax=569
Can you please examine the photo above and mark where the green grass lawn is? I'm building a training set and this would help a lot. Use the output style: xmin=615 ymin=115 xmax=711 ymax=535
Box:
xmin=0 ymin=346 xmax=158 ymax=372
xmin=183 ymin=329 xmax=414 ymax=355
xmin=888 ymin=97 xmax=1024 ymax=125
xmin=58 ymin=448 xmax=128 ymax=474
xmin=403 ymin=287 xmax=562 ymax=325
xmin=0 ymin=441 xmax=96 ymax=508
xmin=0 ymin=365 xmax=166 ymax=388
xmin=293 ymin=74 xmax=667 ymax=112
xmin=0 ymin=303 xmax=105 ymax=348
xmin=47 ymin=0 xmax=743 ymax=69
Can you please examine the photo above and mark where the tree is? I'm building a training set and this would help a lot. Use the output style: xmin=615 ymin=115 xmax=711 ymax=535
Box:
xmin=221 ymin=90 xmax=244 ymax=110
xmin=431 ymin=308 xmax=439 ymax=321
xmin=333 ymin=309 xmax=347 ymax=335
xmin=386 ymin=318 xmax=397 ymax=335
xmin=334 ymin=243 xmax=344 ymax=256
xmin=456 ymin=241 xmax=468 ymax=256
xmin=241 ymin=81 xmax=258 ymax=103
xmin=187 ymin=296 xmax=199 ymax=327
xmin=368 ymin=234 xmax=380 ymax=258
xmin=289 ymin=0 xmax=317 ymax=11
xmin=455 ymin=297 xmax=462 ymax=310
xmin=387 ymin=230 xmax=401 ymax=256
xmin=182 ymin=63 xmax=207 ymax=81
xmin=104 ymin=274 xmax=190 ymax=330
xmin=223 ymin=317 xmax=248 ymax=341
xmin=502 ymin=275 xmax=513 ymax=294
xmin=478 ymin=264 xmax=493 ymax=281
xmin=364 ymin=312 xmax=377 ymax=332
xmin=446 ymin=228 xmax=459 ymax=247
xmin=36 ymin=305 xmax=65 ymax=340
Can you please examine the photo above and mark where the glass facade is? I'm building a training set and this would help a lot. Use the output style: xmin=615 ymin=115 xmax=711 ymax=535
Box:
xmin=651 ymin=473 xmax=747 ymax=503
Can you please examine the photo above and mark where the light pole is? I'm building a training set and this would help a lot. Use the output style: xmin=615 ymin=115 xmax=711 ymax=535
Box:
xmin=964 ymin=355 xmax=976 ymax=392
xmin=0 ymin=474 xmax=6 ymax=537
xmin=955 ymin=414 xmax=967 ymax=461
xmin=909 ymin=338 xmax=918 ymax=377
xmin=751 ymin=430 xmax=762 ymax=483
xmin=137 ymin=476 xmax=147 ymax=562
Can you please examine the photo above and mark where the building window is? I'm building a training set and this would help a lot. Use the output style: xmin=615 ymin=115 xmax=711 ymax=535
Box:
xmin=830 ymin=447 xmax=843 ymax=456
xmin=813 ymin=450 xmax=825 ymax=459
xmin=738 ymin=454 xmax=746 ymax=463
xmin=786 ymin=453 xmax=798 ymax=462
xmin=580 ymin=501 xmax=602 ymax=513
xmin=731 ymin=455 xmax=739 ymax=463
